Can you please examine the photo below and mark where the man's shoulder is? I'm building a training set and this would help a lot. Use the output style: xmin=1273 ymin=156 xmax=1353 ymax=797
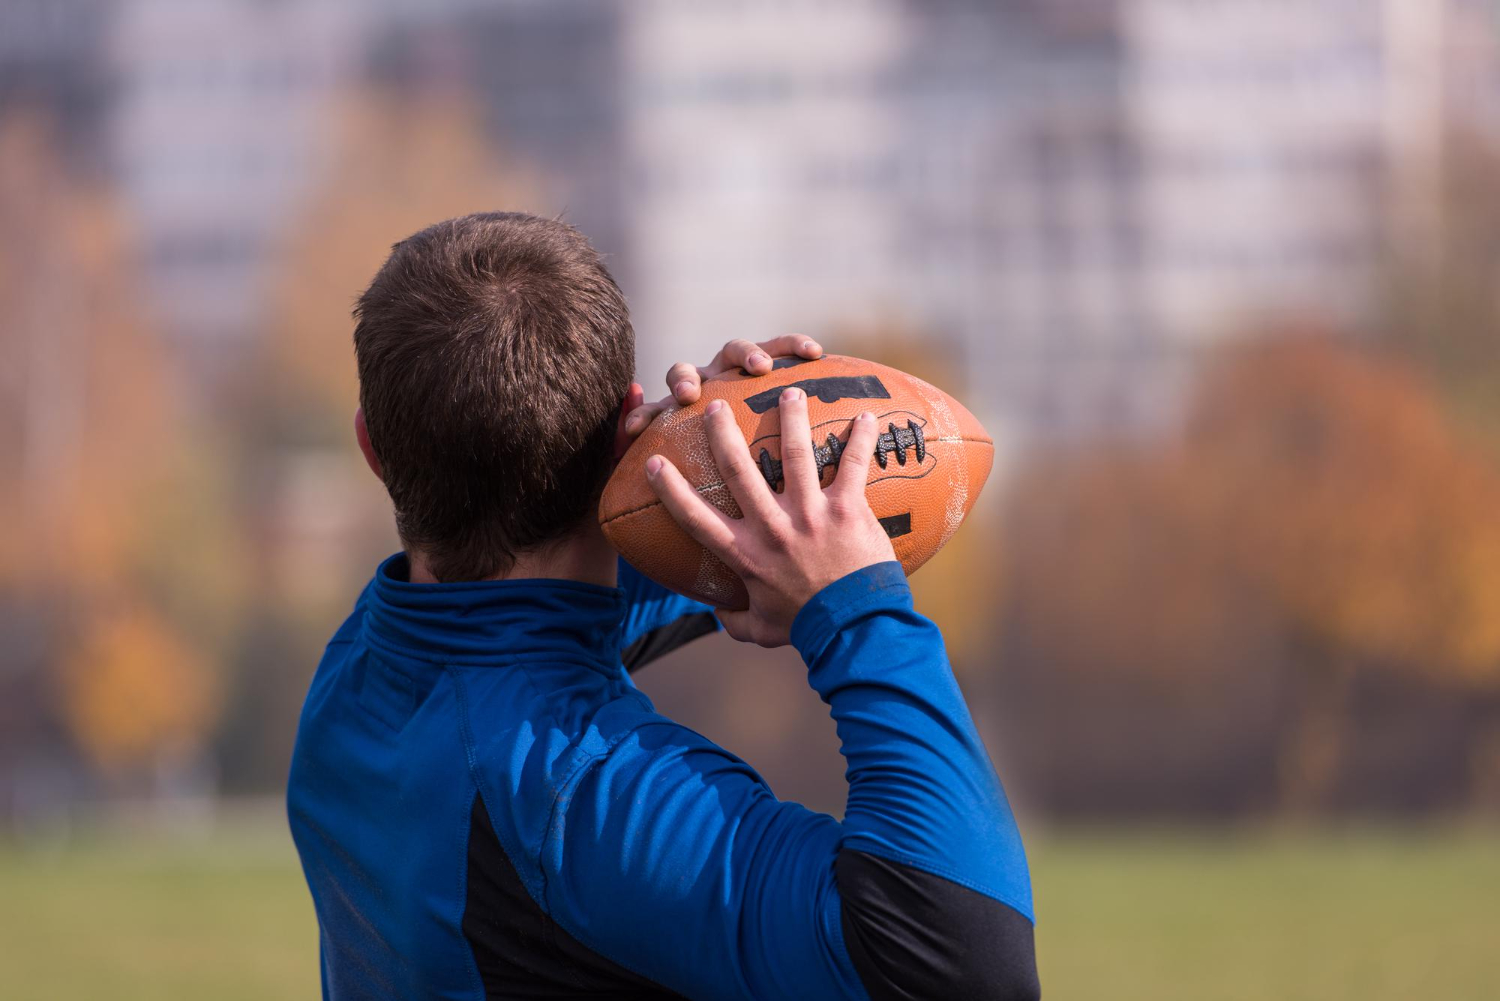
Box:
xmin=456 ymin=666 xmax=768 ymax=830
xmin=452 ymin=664 xmax=682 ymax=775
xmin=325 ymin=578 xmax=376 ymax=648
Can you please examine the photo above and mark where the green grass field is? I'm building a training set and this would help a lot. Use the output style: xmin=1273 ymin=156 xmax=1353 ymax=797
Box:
xmin=2 ymin=820 xmax=1496 ymax=1000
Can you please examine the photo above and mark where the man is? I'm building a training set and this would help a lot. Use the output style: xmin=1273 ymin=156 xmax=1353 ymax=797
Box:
xmin=287 ymin=212 xmax=1038 ymax=999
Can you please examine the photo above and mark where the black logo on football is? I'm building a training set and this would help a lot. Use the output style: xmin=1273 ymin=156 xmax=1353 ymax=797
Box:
xmin=744 ymin=375 xmax=891 ymax=414
xmin=878 ymin=513 xmax=912 ymax=539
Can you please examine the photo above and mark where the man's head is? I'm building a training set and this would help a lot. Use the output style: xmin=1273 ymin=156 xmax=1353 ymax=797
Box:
xmin=353 ymin=212 xmax=634 ymax=582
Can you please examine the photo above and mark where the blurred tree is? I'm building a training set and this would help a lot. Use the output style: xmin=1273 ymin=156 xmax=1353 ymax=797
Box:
xmin=1371 ymin=131 xmax=1500 ymax=812
xmin=998 ymin=423 xmax=1284 ymax=817
xmin=1000 ymin=334 xmax=1500 ymax=816
xmin=1186 ymin=335 xmax=1500 ymax=812
xmin=0 ymin=111 xmax=233 ymax=790
xmin=0 ymin=112 xmax=163 ymax=593
xmin=61 ymin=605 xmax=218 ymax=778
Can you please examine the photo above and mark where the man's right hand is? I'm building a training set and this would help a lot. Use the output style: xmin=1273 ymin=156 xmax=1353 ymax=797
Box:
xmin=644 ymin=387 xmax=897 ymax=647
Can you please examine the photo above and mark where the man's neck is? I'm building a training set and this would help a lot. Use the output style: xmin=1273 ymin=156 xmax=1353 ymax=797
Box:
xmin=406 ymin=525 xmax=618 ymax=588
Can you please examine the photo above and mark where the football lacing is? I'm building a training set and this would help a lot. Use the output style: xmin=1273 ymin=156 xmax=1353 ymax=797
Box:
xmin=874 ymin=420 xmax=926 ymax=469
xmin=756 ymin=420 xmax=925 ymax=490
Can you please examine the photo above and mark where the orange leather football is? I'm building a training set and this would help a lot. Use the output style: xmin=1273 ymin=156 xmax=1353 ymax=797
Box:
xmin=600 ymin=354 xmax=994 ymax=609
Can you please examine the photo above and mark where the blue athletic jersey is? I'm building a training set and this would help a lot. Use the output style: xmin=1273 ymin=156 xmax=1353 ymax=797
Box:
xmin=287 ymin=556 xmax=1035 ymax=1000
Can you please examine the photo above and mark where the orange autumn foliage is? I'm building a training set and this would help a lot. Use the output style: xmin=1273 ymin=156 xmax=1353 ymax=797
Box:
xmin=1006 ymin=334 xmax=1500 ymax=688
xmin=0 ymin=114 xmax=175 ymax=595
xmin=1 ymin=113 xmax=229 ymax=772
xmin=1189 ymin=336 xmax=1500 ymax=683
xmin=62 ymin=605 xmax=219 ymax=773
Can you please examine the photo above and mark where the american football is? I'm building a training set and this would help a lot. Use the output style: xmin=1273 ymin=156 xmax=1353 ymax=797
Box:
xmin=601 ymin=354 xmax=994 ymax=608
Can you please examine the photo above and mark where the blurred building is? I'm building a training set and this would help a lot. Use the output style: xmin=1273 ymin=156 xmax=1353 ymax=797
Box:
xmin=6 ymin=0 xmax=1497 ymax=432
xmin=0 ymin=0 xmax=114 ymax=167
xmin=107 ymin=0 xmax=372 ymax=374
xmin=893 ymin=1 xmax=1138 ymax=436
xmin=457 ymin=1 xmax=628 ymax=264
xmin=624 ymin=0 xmax=1499 ymax=438
xmin=621 ymin=0 xmax=908 ymax=394
xmin=99 ymin=0 xmax=624 ymax=378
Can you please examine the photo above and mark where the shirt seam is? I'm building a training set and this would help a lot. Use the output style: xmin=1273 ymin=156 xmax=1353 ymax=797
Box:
xmin=824 ymin=878 xmax=873 ymax=1001
xmin=841 ymin=843 xmax=1034 ymax=923
xmin=451 ymin=668 xmax=683 ymax=992
xmin=532 ymin=718 xmax=694 ymax=991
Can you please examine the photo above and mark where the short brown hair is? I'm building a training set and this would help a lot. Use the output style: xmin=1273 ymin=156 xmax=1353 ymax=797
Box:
xmin=354 ymin=212 xmax=634 ymax=581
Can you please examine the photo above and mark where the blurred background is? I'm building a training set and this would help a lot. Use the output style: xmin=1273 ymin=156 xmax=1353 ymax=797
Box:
xmin=2 ymin=0 xmax=1499 ymax=998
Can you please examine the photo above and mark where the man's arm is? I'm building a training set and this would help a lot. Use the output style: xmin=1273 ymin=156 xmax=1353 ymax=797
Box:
xmin=617 ymin=557 xmax=719 ymax=672
xmin=545 ymin=388 xmax=1037 ymax=999
xmin=545 ymin=565 xmax=1035 ymax=1000
xmin=797 ymin=563 xmax=1036 ymax=999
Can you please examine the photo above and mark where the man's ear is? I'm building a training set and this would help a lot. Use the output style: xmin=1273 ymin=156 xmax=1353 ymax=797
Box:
xmin=355 ymin=408 xmax=383 ymax=480
xmin=612 ymin=383 xmax=646 ymax=462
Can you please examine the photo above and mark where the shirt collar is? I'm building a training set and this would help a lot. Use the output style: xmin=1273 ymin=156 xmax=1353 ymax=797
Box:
xmin=363 ymin=552 xmax=627 ymax=672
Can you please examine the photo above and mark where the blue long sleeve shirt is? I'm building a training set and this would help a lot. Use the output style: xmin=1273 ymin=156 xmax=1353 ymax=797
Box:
xmin=287 ymin=556 xmax=1034 ymax=1000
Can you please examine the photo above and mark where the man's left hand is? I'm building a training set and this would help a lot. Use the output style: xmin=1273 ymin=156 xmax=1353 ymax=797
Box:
xmin=621 ymin=335 xmax=823 ymax=440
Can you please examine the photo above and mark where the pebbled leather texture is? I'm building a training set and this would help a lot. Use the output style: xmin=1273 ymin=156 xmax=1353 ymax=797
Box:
xmin=600 ymin=354 xmax=993 ymax=609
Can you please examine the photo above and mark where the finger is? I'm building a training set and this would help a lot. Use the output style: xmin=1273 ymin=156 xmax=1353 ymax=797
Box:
xmin=623 ymin=398 xmax=671 ymax=437
xmin=832 ymin=411 xmax=879 ymax=500
xmin=713 ymin=608 xmax=755 ymax=643
xmin=714 ymin=608 xmax=785 ymax=648
xmin=645 ymin=454 xmax=739 ymax=558
xmin=754 ymin=334 xmax=823 ymax=361
xmin=706 ymin=338 xmax=771 ymax=377
xmin=703 ymin=398 xmax=781 ymax=523
xmin=665 ymin=361 xmax=704 ymax=405
xmin=775 ymin=387 xmax=821 ymax=506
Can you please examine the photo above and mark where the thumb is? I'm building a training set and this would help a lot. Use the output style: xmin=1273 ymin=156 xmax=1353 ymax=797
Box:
xmin=714 ymin=607 xmax=759 ymax=644
xmin=715 ymin=607 xmax=791 ymax=648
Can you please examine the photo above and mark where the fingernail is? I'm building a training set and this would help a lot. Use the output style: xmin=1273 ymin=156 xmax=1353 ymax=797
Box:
xmin=673 ymin=381 xmax=693 ymax=399
xmin=706 ymin=399 xmax=725 ymax=415
xmin=646 ymin=455 xmax=664 ymax=476
xmin=625 ymin=414 xmax=641 ymax=431
xmin=858 ymin=411 xmax=875 ymax=423
xmin=782 ymin=387 xmax=802 ymax=403
xmin=750 ymin=351 xmax=770 ymax=368
xmin=803 ymin=340 xmax=819 ymax=353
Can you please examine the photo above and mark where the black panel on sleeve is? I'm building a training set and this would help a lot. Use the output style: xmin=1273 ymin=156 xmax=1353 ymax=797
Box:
xmin=463 ymin=792 xmax=684 ymax=999
xmin=621 ymin=611 xmax=719 ymax=674
xmin=836 ymin=849 xmax=1040 ymax=1001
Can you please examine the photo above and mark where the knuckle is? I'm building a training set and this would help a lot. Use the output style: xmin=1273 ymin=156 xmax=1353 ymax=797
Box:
xmin=791 ymin=492 xmax=822 ymax=521
xmin=721 ymin=454 xmax=754 ymax=485
xmin=760 ymin=514 xmax=794 ymax=550
xmin=716 ymin=544 xmax=746 ymax=574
